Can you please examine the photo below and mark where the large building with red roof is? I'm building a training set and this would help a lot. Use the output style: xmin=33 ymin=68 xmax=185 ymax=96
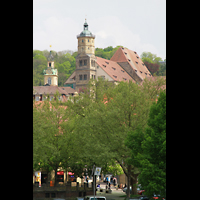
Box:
xmin=64 ymin=20 xmax=152 ymax=92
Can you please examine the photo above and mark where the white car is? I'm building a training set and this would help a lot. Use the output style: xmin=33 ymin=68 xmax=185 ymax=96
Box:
xmin=84 ymin=195 xmax=106 ymax=200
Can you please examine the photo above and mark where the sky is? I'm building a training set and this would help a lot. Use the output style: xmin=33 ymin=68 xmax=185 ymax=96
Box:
xmin=33 ymin=0 xmax=166 ymax=60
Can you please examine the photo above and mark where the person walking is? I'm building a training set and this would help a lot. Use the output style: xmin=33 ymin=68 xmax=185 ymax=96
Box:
xmin=106 ymin=176 xmax=108 ymax=185
xmin=113 ymin=177 xmax=116 ymax=186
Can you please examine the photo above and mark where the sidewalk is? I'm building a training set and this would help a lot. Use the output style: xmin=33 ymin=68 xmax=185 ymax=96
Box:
xmin=96 ymin=180 xmax=126 ymax=200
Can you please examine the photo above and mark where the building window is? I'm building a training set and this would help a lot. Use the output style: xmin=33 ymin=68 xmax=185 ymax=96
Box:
xmin=91 ymin=60 xmax=95 ymax=67
xmin=36 ymin=96 xmax=39 ymax=101
xmin=79 ymin=75 xmax=82 ymax=80
xmin=82 ymin=40 xmax=83 ymax=43
xmin=88 ymin=39 xmax=89 ymax=42
xmin=99 ymin=76 xmax=105 ymax=80
xmin=49 ymin=62 xmax=51 ymax=67
xmin=84 ymin=74 xmax=87 ymax=80
xmin=79 ymin=60 xmax=82 ymax=66
xmin=84 ymin=60 xmax=87 ymax=66
xmin=48 ymin=77 xmax=51 ymax=85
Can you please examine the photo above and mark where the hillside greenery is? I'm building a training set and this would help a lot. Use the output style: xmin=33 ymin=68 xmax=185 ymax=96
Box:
xmin=33 ymin=46 xmax=166 ymax=86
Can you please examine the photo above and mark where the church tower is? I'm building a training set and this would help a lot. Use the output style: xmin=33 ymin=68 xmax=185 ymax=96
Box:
xmin=75 ymin=19 xmax=96 ymax=92
xmin=43 ymin=51 xmax=58 ymax=86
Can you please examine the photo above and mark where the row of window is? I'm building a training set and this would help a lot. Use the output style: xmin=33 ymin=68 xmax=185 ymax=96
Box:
xmin=79 ymin=60 xmax=95 ymax=67
xmin=79 ymin=74 xmax=96 ymax=80
xmin=81 ymin=39 xmax=93 ymax=43
xmin=79 ymin=74 xmax=87 ymax=80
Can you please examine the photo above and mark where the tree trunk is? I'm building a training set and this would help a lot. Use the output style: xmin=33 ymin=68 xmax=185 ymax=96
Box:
xmin=130 ymin=173 xmax=138 ymax=195
xmin=127 ymin=165 xmax=131 ymax=198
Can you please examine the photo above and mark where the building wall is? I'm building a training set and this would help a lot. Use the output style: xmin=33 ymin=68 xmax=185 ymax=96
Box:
xmin=78 ymin=37 xmax=95 ymax=54
xmin=96 ymin=64 xmax=114 ymax=81
xmin=44 ymin=75 xmax=58 ymax=86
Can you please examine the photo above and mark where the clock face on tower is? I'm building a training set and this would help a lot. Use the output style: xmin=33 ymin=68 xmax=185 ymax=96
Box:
xmin=47 ymin=69 xmax=52 ymax=74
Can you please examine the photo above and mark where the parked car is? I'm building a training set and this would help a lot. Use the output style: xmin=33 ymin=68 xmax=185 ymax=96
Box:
xmin=84 ymin=195 xmax=106 ymax=200
xmin=137 ymin=187 xmax=145 ymax=195
xmin=152 ymin=194 xmax=165 ymax=200
xmin=123 ymin=186 xmax=132 ymax=193
xmin=139 ymin=196 xmax=149 ymax=200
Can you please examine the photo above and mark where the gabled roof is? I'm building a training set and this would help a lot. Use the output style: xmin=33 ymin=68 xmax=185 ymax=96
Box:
xmin=33 ymin=86 xmax=75 ymax=95
xmin=96 ymin=56 xmax=135 ymax=83
xmin=64 ymin=71 xmax=76 ymax=85
xmin=110 ymin=47 xmax=152 ymax=80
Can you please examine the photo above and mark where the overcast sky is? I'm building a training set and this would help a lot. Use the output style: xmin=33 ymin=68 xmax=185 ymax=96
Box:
xmin=33 ymin=0 xmax=166 ymax=60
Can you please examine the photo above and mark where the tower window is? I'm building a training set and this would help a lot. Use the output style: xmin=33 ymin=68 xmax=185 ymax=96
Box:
xmin=79 ymin=75 xmax=82 ymax=80
xmin=84 ymin=74 xmax=87 ymax=80
xmin=48 ymin=77 xmax=51 ymax=85
xmin=49 ymin=62 xmax=51 ymax=67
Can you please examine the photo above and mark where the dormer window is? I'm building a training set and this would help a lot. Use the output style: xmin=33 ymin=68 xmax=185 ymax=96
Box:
xmin=113 ymin=75 xmax=117 ymax=78
xmin=121 ymin=70 xmax=124 ymax=73
xmin=128 ymin=59 xmax=131 ymax=62
xmin=105 ymin=61 xmax=109 ymax=64
xmin=124 ymin=52 xmax=127 ymax=55
xmin=112 ymin=67 xmax=116 ymax=70
xmin=103 ymin=64 xmax=106 ymax=68
xmin=136 ymin=56 xmax=139 ymax=59
xmin=135 ymin=61 xmax=138 ymax=64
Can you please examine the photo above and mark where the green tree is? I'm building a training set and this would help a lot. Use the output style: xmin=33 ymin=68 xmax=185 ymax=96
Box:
xmin=126 ymin=91 xmax=166 ymax=198
xmin=33 ymin=93 xmax=77 ymax=185
xmin=66 ymin=77 xmax=165 ymax=197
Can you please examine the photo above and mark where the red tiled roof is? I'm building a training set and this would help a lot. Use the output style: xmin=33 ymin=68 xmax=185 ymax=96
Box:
xmin=96 ymin=56 xmax=135 ymax=83
xmin=110 ymin=47 xmax=152 ymax=80
xmin=33 ymin=86 xmax=75 ymax=95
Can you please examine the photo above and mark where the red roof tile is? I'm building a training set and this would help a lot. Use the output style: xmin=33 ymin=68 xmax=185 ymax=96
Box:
xmin=96 ymin=56 xmax=135 ymax=83
xmin=110 ymin=47 xmax=152 ymax=80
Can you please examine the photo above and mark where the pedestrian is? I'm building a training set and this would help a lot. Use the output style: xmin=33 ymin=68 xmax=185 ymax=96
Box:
xmin=106 ymin=176 xmax=108 ymax=185
xmin=113 ymin=178 xmax=116 ymax=186
xmin=108 ymin=181 xmax=110 ymax=189
xmin=111 ymin=176 xmax=113 ymax=184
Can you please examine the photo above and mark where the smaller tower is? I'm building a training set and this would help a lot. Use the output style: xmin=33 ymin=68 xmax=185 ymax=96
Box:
xmin=44 ymin=51 xmax=58 ymax=86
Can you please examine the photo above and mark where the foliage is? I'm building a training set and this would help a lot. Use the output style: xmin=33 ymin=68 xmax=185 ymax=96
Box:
xmin=33 ymin=92 xmax=79 ymax=184
xmin=140 ymin=52 xmax=166 ymax=76
xmin=125 ymin=91 xmax=166 ymax=198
